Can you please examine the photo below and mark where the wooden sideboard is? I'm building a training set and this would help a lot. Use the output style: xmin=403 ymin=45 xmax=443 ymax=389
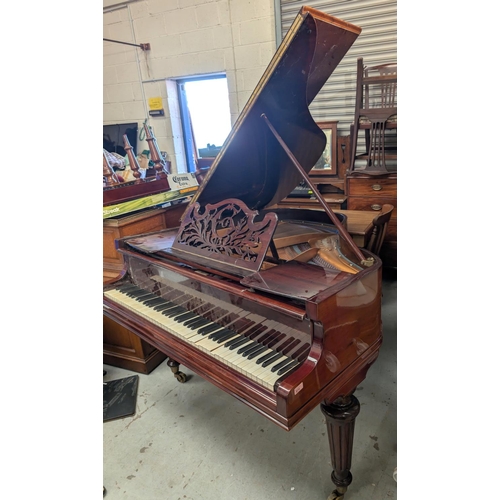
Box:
xmin=345 ymin=173 xmax=397 ymax=267
xmin=103 ymin=202 xmax=187 ymax=373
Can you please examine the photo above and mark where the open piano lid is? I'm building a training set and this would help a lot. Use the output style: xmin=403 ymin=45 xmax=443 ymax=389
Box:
xmin=189 ymin=7 xmax=361 ymax=211
xmin=122 ymin=7 xmax=365 ymax=280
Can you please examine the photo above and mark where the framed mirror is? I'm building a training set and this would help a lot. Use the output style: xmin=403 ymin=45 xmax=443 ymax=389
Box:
xmin=311 ymin=121 xmax=338 ymax=175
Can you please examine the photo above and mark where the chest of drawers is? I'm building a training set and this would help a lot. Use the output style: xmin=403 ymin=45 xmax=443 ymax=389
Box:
xmin=346 ymin=173 xmax=397 ymax=267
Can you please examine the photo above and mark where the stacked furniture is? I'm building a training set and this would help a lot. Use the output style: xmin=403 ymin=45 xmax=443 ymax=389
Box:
xmin=347 ymin=57 xmax=397 ymax=267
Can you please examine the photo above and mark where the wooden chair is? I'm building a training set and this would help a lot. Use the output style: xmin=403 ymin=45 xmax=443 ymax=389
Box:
xmin=366 ymin=204 xmax=394 ymax=256
xmin=349 ymin=58 xmax=397 ymax=175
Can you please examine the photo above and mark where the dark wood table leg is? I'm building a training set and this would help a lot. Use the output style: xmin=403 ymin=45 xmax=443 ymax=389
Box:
xmin=166 ymin=358 xmax=188 ymax=383
xmin=320 ymin=394 xmax=360 ymax=500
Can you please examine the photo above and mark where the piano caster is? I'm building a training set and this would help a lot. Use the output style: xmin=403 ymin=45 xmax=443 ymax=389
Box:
xmin=321 ymin=394 xmax=360 ymax=500
xmin=327 ymin=486 xmax=347 ymax=500
xmin=167 ymin=358 xmax=187 ymax=383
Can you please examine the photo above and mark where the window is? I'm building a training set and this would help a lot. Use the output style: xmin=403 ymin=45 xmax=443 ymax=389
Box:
xmin=177 ymin=75 xmax=231 ymax=172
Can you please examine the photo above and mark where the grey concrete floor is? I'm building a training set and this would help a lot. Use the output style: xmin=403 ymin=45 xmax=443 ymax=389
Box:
xmin=103 ymin=271 xmax=397 ymax=500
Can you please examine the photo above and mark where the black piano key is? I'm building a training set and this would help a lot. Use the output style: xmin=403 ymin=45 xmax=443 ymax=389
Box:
xmin=224 ymin=335 xmax=245 ymax=348
xmin=134 ymin=293 xmax=158 ymax=302
xmin=246 ymin=345 xmax=268 ymax=360
xmin=199 ymin=323 xmax=223 ymax=335
xmin=237 ymin=341 xmax=259 ymax=355
xmin=262 ymin=353 xmax=284 ymax=368
xmin=162 ymin=306 xmax=186 ymax=317
xmin=173 ymin=312 xmax=197 ymax=323
xmin=160 ymin=305 xmax=183 ymax=316
xmin=116 ymin=284 xmax=136 ymax=292
xmin=184 ymin=317 xmax=208 ymax=328
xmin=216 ymin=330 xmax=239 ymax=343
xmin=297 ymin=350 xmax=309 ymax=363
xmin=261 ymin=330 xmax=280 ymax=346
xmin=241 ymin=323 xmax=262 ymax=339
xmin=209 ymin=328 xmax=234 ymax=340
xmin=276 ymin=360 xmax=300 ymax=376
xmin=281 ymin=339 xmax=301 ymax=356
xmin=267 ymin=333 xmax=286 ymax=349
xmin=290 ymin=343 xmax=310 ymax=360
xmin=241 ymin=343 xmax=265 ymax=357
xmin=256 ymin=350 xmax=278 ymax=365
xmin=142 ymin=297 xmax=165 ymax=307
xmin=270 ymin=357 xmax=294 ymax=373
xmin=126 ymin=288 xmax=151 ymax=297
xmin=228 ymin=337 xmax=253 ymax=350
xmin=274 ymin=337 xmax=294 ymax=352
xmin=154 ymin=301 xmax=177 ymax=312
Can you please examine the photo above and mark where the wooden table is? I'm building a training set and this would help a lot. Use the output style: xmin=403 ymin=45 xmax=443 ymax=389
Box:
xmin=273 ymin=203 xmax=375 ymax=249
xmin=333 ymin=209 xmax=375 ymax=248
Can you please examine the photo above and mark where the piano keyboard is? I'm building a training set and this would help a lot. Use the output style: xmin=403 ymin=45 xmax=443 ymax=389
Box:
xmin=104 ymin=282 xmax=310 ymax=391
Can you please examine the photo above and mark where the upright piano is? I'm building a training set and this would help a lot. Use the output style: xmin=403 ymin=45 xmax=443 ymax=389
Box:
xmin=103 ymin=7 xmax=383 ymax=500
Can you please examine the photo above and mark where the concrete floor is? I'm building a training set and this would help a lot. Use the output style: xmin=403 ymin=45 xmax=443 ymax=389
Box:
xmin=103 ymin=270 xmax=397 ymax=500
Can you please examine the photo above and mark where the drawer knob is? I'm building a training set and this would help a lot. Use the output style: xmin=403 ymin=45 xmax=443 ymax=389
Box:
xmin=372 ymin=184 xmax=382 ymax=191
xmin=371 ymin=204 xmax=382 ymax=211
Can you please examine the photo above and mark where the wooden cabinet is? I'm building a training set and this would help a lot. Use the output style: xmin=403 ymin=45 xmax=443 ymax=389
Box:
xmin=103 ymin=203 xmax=187 ymax=373
xmin=346 ymin=173 xmax=397 ymax=267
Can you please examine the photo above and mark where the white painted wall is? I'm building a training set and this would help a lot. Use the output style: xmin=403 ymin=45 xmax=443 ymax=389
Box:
xmin=103 ymin=0 xmax=276 ymax=174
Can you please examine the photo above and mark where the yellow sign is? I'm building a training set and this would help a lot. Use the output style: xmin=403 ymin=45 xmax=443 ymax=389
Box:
xmin=148 ymin=97 xmax=163 ymax=110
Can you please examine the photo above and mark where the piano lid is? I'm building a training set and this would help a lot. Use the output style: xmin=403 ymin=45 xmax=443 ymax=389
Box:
xmin=189 ymin=7 xmax=361 ymax=211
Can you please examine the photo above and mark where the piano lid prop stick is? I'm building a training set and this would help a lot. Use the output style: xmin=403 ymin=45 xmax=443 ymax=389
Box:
xmin=260 ymin=113 xmax=372 ymax=267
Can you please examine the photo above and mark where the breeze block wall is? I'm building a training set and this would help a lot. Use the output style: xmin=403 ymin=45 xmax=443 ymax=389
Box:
xmin=103 ymin=0 xmax=276 ymax=174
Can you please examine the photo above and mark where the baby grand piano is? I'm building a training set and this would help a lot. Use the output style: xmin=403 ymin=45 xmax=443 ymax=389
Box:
xmin=103 ymin=7 xmax=383 ymax=499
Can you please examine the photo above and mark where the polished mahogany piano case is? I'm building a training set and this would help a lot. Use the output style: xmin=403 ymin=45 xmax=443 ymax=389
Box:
xmin=103 ymin=7 xmax=382 ymax=500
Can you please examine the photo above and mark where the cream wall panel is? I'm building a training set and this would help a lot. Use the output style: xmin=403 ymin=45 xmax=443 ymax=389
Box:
xmin=134 ymin=14 xmax=167 ymax=39
xmin=122 ymin=100 xmax=146 ymax=121
xmin=179 ymin=0 xmax=217 ymax=7
xmin=238 ymin=18 xmax=274 ymax=45
xmin=180 ymin=28 xmax=215 ymax=52
xmin=213 ymin=25 xmax=233 ymax=49
xmin=147 ymin=0 xmax=179 ymax=15
xmin=148 ymin=34 xmax=183 ymax=58
xmin=234 ymin=45 xmax=262 ymax=69
xmin=114 ymin=62 xmax=141 ymax=84
xmin=103 ymin=66 xmax=118 ymax=86
xmin=195 ymin=3 xmax=221 ymax=27
xmin=216 ymin=0 xmax=230 ymax=24
xmin=104 ymin=102 xmax=125 ymax=122
xmin=106 ymin=83 xmax=136 ymax=103
xmin=164 ymin=8 xmax=197 ymax=35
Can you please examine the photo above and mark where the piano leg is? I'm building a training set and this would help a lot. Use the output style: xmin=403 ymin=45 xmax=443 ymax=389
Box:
xmin=321 ymin=394 xmax=360 ymax=500
xmin=166 ymin=358 xmax=188 ymax=383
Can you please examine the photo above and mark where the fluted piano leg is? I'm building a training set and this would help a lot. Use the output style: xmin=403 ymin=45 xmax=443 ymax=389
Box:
xmin=321 ymin=394 xmax=360 ymax=500
xmin=166 ymin=358 xmax=187 ymax=383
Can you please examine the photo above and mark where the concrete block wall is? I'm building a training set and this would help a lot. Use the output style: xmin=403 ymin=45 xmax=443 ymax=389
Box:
xmin=103 ymin=0 xmax=277 ymax=174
